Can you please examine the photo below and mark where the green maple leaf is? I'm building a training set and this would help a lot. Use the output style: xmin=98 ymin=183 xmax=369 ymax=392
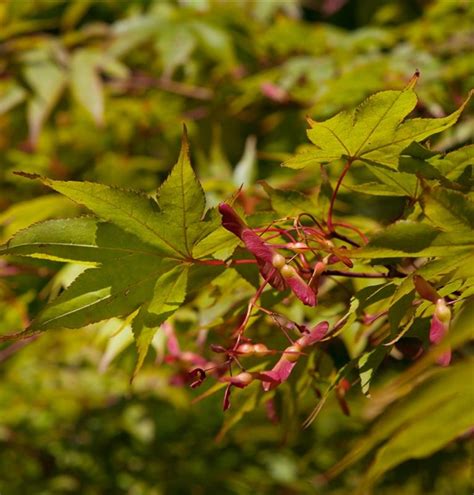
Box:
xmin=0 ymin=217 xmax=159 ymax=264
xmin=29 ymin=255 xmax=175 ymax=331
xmin=285 ymin=77 xmax=472 ymax=170
xmin=12 ymin=132 xmax=217 ymax=260
xmin=131 ymin=265 xmax=189 ymax=379
xmin=1 ymin=130 xmax=224 ymax=375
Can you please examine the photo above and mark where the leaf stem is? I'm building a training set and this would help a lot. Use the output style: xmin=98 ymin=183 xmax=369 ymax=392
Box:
xmin=327 ymin=159 xmax=353 ymax=232
xmin=194 ymin=258 xmax=257 ymax=266
xmin=232 ymin=275 xmax=270 ymax=347
xmin=325 ymin=270 xmax=404 ymax=279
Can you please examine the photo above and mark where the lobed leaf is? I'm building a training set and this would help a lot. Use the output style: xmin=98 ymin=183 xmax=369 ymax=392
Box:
xmin=349 ymin=221 xmax=474 ymax=259
xmin=285 ymin=85 xmax=471 ymax=169
xmin=70 ymin=49 xmax=105 ymax=125
xmin=15 ymin=174 xmax=183 ymax=257
xmin=328 ymin=362 xmax=473 ymax=483
xmin=29 ymin=255 xmax=174 ymax=332
xmin=132 ymin=265 xmax=189 ymax=378
xmin=13 ymin=132 xmax=217 ymax=261
xmin=1 ymin=217 xmax=160 ymax=264
xmin=23 ymin=51 xmax=66 ymax=146
xmin=361 ymin=388 xmax=473 ymax=490
xmin=421 ymin=185 xmax=474 ymax=233
xmin=358 ymin=346 xmax=390 ymax=397
xmin=154 ymin=130 xmax=218 ymax=257
xmin=260 ymin=180 xmax=320 ymax=217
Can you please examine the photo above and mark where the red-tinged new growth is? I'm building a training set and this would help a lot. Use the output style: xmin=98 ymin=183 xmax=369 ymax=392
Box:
xmin=335 ymin=378 xmax=351 ymax=416
xmin=218 ymin=203 xmax=316 ymax=305
xmin=430 ymin=298 xmax=452 ymax=367
xmin=414 ymin=275 xmax=440 ymax=304
xmin=280 ymin=264 xmax=317 ymax=306
xmin=163 ymin=324 xmax=218 ymax=387
xmin=217 ymin=323 xmax=329 ymax=409
xmin=414 ymin=277 xmax=451 ymax=366
xmin=261 ymin=321 xmax=329 ymax=391
xmin=221 ymin=371 xmax=275 ymax=411
xmin=221 ymin=371 xmax=254 ymax=388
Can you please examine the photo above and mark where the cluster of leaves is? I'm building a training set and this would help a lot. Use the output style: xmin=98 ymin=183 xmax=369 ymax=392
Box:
xmin=1 ymin=2 xmax=473 ymax=494
xmin=2 ymin=74 xmax=473 ymax=491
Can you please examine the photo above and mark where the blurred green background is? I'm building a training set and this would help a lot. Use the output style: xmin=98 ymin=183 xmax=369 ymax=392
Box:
xmin=0 ymin=1 xmax=472 ymax=494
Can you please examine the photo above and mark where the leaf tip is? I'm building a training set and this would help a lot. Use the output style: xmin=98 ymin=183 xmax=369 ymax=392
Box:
xmin=406 ymin=69 xmax=420 ymax=90
xmin=305 ymin=115 xmax=317 ymax=127
xmin=181 ymin=122 xmax=189 ymax=147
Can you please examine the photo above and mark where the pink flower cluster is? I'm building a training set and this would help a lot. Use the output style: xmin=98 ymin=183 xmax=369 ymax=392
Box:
xmin=219 ymin=322 xmax=329 ymax=410
xmin=414 ymin=275 xmax=452 ymax=366
xmin=219 ymin=203 xmax=317 ymax=306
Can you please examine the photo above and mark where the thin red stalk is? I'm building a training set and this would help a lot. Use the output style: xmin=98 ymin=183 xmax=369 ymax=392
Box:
xmin=254 ymin=227 xmax=298 ymax=243
xmin=301 ymin=227 xmax=326 ymax=240
xmin=331 ymin=222 xmax=368 ymax=244
xmin=260 ymin=232 xmax=284 ymax=242
xmin=270 ymin=314 xmax=295 ymax=344
xmin=296 ymin=212 xmax=324 ymax=232
xmin=232 ymin=275 xmax=270 ymax=348
xmin=327 ymin=159 xmax=352 ymax=232
xmin=0 ymin=335 xmax=38 ymax=362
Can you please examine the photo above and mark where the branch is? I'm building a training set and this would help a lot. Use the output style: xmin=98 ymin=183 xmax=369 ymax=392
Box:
xmin=325 ymin=270 xmax=405 ymax=279
xmin=0 ymin=335 xmax=38 ymax=362
xmin=327 ymin=159 xmax=352 ymax=232
xmin=109 ymin=73 xmax=213 ymax=100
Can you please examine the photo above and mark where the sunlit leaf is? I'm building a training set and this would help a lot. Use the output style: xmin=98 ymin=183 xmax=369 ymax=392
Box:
xmin=1 ymin=217 xmax=159 ymax=263
xmin=22 ymin=51 xmax=66 ymax=146
xmin=30 ymin=255 xmax=173 ymax=332
xmin=70 ymin=49 xmax=105 ymax=125
xmin=132 ymin=265 xmax=188 ymax=378
xmin=285 ymin=86 xmax=471 ymax=169
xmin=349 ymin=221 xmax=474 ymax=259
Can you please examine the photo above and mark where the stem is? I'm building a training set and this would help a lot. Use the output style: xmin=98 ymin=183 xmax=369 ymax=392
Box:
xmin=0 ymin=336 xmax=38 ymax=362
xmin=329 ymin=231 xmax=360 ymax=248
xmin=254 ymin=226 xmax=298 ymax=243
xmin=325 ymin=270 xmax=405 ymax=279
xmin=0 ymin=330 xmax=40 ymax=343
xmin=301 ymin=226 xmax=326 ymax=240
xmin=331 ymin=222 xmax=368 ymax=244
xmin=194 ymin=259 xmax=257 ymax=266
xmin=232 ymin=274 xmax=270 ymax=346
xmin=110 ymin=73 xmax=213 ymax=100
xmin=327 ymin=159 xmax=352 ymax=232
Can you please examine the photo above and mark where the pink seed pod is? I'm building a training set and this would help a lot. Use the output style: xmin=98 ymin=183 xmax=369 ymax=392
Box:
xmin=434 ymin=298 xmax=451 ymax=324
xmin=218 ymin=203 xmax=245 ymax=237
xmin=236 ymin=343 xmax=255 ymax=355
xmin=271 ymin=253 xmax=286 ymax=269
xmin=222 ymin=371 xmax=254 ymax=388
xmin=283 ymin=343 xmax=302 ymax=363
xmin=280 ymin=264 xmax=317 ymax=306
xmin=296 ymin=321 xmax=329 ymax=347
xmin=429 ymin=298 xmax=452 ymax=367
xmin=253 ymin=343 xmax=270 ymax=356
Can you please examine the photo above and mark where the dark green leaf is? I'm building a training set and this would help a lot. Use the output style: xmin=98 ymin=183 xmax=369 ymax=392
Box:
xmin=1 ymin=217 xmax=160 ymax=263
xmin=132 ymin=265 xmax=189 ymax=377
xmin=30 ymin=255 xmax=173 ymax=332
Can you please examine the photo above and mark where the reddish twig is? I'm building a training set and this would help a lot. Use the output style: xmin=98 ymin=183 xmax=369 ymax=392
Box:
xmin=327 ymin=159 xmax=353 ymax=232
